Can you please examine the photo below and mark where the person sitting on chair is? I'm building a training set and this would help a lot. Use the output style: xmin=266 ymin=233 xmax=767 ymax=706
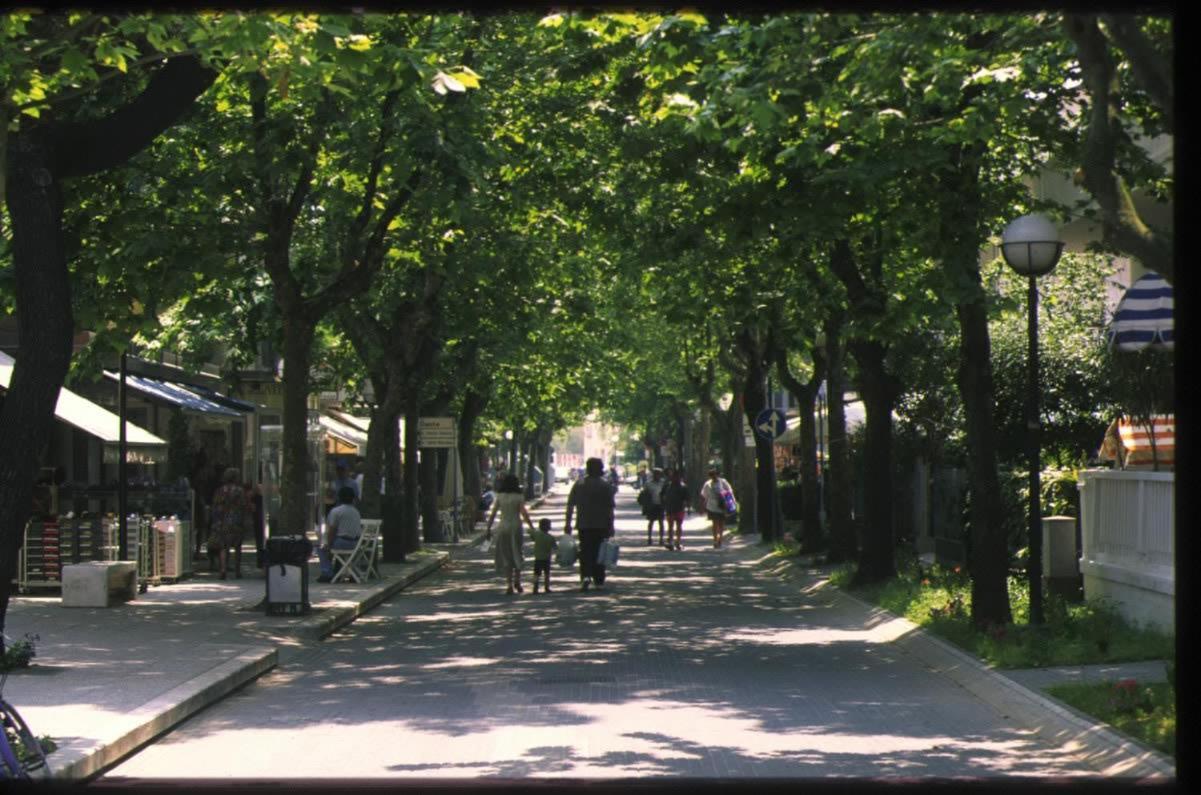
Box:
xmin=318 ymin=486 xmax=361 ymax=583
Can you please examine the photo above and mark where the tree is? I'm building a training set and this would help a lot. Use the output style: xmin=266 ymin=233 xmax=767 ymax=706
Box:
xmin=1 ymin=12 xmax=225 ymax=644
xmin=1062 ymin=14 xmax=1172 ymax=282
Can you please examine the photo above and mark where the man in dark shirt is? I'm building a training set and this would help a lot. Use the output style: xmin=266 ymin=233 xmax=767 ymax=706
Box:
xmin=564 ymin=457 xmax=615 ymax=591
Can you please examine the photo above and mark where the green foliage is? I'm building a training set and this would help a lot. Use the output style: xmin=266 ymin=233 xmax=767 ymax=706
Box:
xmin=1103 ymin=345 xmax=1174 ymax=423
xmin=165 ymin=413 xmax=194 ymax=483
xmin=1041 ymin=467 xmax=1080 ymax=517
xmin=771 ymin=535 xmax=801 ymax=558
xmin=1046 ymin=680 xmax=1175 ymax=758
xmin=837 ymin=556 xmax=1174 ymax=669
xmin=986 ymin=252 xmax=1121 ymax=468
xmin=1 ymin=632 xmax=37 ymax=671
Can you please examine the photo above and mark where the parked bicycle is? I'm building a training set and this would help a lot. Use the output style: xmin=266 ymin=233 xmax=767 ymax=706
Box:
xmin=0 ymin=670 xmax=50 ymax=779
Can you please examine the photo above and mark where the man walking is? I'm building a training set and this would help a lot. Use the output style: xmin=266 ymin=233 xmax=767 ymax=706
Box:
xmin=640 ymin=467 xmax=667 ymax=547
xmin=564 ymin=457 xmax=615 ymax=591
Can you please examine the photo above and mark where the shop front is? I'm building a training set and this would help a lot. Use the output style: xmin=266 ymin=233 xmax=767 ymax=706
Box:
xmin=1 ymin=351 xmax=176 ymax=591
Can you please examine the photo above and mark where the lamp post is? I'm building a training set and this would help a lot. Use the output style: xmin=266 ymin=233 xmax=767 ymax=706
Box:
xmin=1000 ymin=213 xmax=1064 ymax=626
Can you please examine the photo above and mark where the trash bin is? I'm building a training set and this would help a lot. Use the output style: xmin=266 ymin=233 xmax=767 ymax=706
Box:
xmin=265 ymin=535 xmax=313 ymax=615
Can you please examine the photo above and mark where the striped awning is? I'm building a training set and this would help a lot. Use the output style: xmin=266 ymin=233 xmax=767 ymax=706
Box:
xmin=1099 ymin=415 xmax=1174 ymax=470
xmin=1107 ymin=273 xmax=1173 ymax=352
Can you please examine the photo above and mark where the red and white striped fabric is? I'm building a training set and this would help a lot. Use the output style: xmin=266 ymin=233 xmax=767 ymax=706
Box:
xmin=1099 ymin=415 xmax=1174 ymax=469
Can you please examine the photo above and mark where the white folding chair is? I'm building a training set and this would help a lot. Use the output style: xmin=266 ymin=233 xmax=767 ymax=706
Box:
xmin=330 ymin=519 xmax=382 ymax=583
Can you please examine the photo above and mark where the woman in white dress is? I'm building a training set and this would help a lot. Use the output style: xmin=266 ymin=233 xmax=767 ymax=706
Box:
xmin=485 ymin=473 xmax=536 ymax=594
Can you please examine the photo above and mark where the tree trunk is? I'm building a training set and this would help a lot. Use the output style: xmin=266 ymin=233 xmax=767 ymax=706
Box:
xmin=688 ymin=407 xmax=710 ymax=510
xmin=360 ymin=399 xmax=397 ymax=521
xmin=741 ymin=366 xmax=777 ymax=541
xmin=796 ymin=387 xmax=822 ymax=550
xmin=277 ymin=312 xmax=317 ymax=537
xmin=381 ymin=409 xmax=405 ymax=561
xmin=0 ymin=134 xmax=75 ymax=640
xmin=774 ymin=345 xmax=825 ymax=552
xmin=717 ymin=401 xmax=741 ymax=487
xmin=458 ymin=387 xmax=488 ymax=509
xmin=939 ymin=144 xmax=1013 ymax=628
xmin=399 ymin=403 xmax=421 ymax=558
xmin=958 ymin=297 xmax=1014 ymax=627
xmin=851 ymin=342 xmax=898 ymax=585
xmin=824 ymin=314 xmax=856 ymax=563
xmin=523 ymin=435 xmax=537 ymax=500
xmin=420 ymin=447 xmax=442 ymax=543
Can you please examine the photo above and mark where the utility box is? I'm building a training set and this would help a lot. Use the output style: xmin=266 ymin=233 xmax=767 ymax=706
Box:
xmin=61 ymin=561 xmax=138 ymax=607
xmin=1042 ymin=515 xmax=1081 ymax=600
xmin=265 ymin=535 xmax=312 ymax=616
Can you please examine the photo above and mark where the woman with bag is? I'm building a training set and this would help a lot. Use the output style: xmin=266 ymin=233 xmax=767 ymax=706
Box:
xmin=485 ymin=473 xmax=536 ymax=594
xmin=209 ymin=467 xmax=253 ymax=579
xmin=699 ymin=468 xmax=736 ymax=549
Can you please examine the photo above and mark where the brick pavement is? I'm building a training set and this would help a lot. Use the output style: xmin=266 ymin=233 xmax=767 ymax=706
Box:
xmin=99 ymin=487 xmax=1172 ymax=783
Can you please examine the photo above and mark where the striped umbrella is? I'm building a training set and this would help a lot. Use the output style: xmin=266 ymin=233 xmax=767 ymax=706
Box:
xmin=1107 ymin=272 xmax=1174 ymax=351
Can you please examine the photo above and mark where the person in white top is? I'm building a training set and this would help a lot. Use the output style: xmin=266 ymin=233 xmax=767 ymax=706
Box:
xmin=318 ymin=486 xmax=362 ymax=582
xmin=699 ymin=468 xmax=735 ymax=549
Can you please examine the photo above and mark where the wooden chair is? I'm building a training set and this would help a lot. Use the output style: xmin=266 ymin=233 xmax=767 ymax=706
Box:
xmin=329 ymin=519 xmax=382 ymax=583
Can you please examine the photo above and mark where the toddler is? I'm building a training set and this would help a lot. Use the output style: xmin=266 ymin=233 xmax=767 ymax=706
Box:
xmin=528 ymin=518 xmax=558 ymax=594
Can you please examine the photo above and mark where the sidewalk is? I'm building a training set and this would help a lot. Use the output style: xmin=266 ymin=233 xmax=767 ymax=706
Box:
xmin=3 ymin=526 xmax=490 ymax=781
xmin=3 ymin=491 xmax=1173 ymax=782
xmin=746 ymin=540 xmax=1174 ymax=778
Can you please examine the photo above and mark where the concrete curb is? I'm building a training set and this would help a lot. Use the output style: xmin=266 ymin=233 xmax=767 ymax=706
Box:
xmin=49 ymin=646 xmax=277 ymax=782
xmin=748 ymin=548 xmax=1175 ymax=779
xmin=48 ymin=547 xmax=455 ymax=781
xmin=298 ymin=551 xmax=451 ymax=642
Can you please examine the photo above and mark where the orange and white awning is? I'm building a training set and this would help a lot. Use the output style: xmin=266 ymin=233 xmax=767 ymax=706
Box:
xmin=1099 ymin=415 xmax=1174 ymax=469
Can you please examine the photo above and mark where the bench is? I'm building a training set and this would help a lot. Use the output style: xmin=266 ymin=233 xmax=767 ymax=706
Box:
xmin=61 ymin=561 xmax=138 ymax=607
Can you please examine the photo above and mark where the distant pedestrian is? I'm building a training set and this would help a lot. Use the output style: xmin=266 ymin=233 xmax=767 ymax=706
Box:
xmin=528 ymin=518 xmax=559 ymax=594
xmin=485 ymin=473 xmax=536 ymax=594
xmin=661 ymin=468 xmax=691 ymax=550
xmin=700 ymin=468 xmax=736 ymax=549
xmin=565 ymin=457 xmax=615 ymax=591
xmin=209 ymin=467 xmax=252 ymax=580
xmin=639 ymin=468 xmax=666 ymax=547
xmin=331 ymin=462 xmax=360 ymax=505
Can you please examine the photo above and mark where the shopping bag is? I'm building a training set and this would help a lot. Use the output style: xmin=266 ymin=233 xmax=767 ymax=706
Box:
xmin=596 ymin=539 xmax=620 ymax=567
xmin=719 ymin=483 xmax=737 ymax=514
xmin=556 ymin=535 xmax=578 ymax=567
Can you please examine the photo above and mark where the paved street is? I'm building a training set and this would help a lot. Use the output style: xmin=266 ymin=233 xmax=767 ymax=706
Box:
xmin=100 ymin=487 xmax=1121 ymax=781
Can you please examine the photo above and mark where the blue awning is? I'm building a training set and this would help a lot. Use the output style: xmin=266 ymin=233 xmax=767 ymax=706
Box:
xmin=1108 ymin=273 xmax=1174 ymax=352
xmin=186 ymin=382 xmax=257 ymax=413
xmin=104 ymin=372 xmax=244 ymax=417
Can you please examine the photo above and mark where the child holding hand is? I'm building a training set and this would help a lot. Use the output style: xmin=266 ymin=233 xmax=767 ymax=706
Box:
xmin=528 ymin=518 xmax=559 ymax=594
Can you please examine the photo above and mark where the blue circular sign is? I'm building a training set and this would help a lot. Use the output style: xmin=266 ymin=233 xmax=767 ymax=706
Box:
xmin=754 ymin=408 xmax=786 ymax=440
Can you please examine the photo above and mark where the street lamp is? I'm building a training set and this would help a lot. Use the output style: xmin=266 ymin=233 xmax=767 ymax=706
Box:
xmin=1000 ymin=213 xmax=1064 ymax=626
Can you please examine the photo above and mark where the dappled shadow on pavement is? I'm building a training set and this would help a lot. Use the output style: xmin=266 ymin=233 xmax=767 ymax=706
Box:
xmin=104 ymin=489 xmax=1111 ymax=782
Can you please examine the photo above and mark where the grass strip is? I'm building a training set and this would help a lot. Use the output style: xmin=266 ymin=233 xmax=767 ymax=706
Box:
xmin=1046 ymin=680 xmax=1175 ymax=758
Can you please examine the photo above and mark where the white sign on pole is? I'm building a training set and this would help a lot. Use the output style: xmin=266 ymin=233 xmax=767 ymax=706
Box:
xmin=417 ymin=417 xmax=456 ymax=448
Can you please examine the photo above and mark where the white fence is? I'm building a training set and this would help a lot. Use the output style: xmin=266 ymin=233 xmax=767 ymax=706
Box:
xmin=1077 ymin=469 xmax=1174 ymax=632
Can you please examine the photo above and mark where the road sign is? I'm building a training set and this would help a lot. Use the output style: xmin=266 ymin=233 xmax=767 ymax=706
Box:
xmin=755 ymin=408 xmax=786 ymax=441
xmin=417 ymin=417 xmax=457 ymax=448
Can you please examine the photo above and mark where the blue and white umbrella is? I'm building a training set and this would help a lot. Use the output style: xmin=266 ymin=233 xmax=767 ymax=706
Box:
xmin=1107 ymin=272 xmax=1174 ymax=352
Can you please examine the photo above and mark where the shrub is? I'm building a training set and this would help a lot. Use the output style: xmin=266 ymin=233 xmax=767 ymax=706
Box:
xmin=1 ymin=633 xmax=38 ymax=672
